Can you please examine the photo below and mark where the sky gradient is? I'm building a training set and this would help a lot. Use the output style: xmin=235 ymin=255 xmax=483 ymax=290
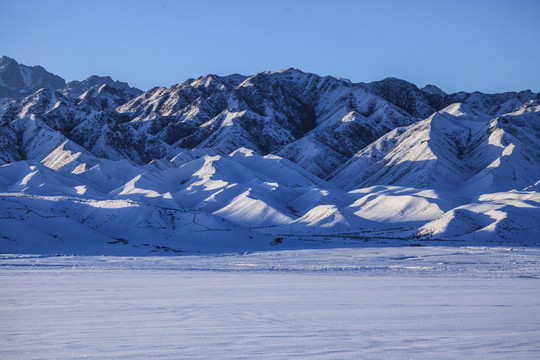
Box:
xmin=2 ymin=0 xmax=539 ymax=93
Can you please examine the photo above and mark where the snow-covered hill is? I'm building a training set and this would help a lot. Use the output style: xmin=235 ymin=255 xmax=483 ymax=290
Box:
xmin=1 ymin=57 xmax=539 ymax=254
xmin=330 ymin=102 xmax=540 ymax=193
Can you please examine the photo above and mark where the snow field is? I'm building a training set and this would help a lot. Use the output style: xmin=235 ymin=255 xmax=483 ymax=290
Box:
xmin=1 ymin=247 xmax=539 ymax=359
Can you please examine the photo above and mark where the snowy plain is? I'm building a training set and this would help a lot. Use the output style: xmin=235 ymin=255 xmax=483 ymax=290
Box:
xmin=1 ymin=246 xmax=540 ymax=359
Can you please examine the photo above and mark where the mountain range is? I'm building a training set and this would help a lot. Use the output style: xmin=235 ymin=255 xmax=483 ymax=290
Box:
xmin=1 ymin=55 xmax=538 ymax=254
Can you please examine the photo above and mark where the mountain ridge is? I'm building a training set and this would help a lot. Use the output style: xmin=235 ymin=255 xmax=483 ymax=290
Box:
xmin=1 ymin=56 xmax=539 ymax=254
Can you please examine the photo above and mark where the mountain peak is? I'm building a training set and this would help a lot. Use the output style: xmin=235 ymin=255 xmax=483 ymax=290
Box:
xmin=366 ymin=77 xmax=436 ymax=118
xmin=0 ymin=55 xmax=18 ymax=67
xmin=376 ymin=77 xmax=417 ymax=86
xmin=275 ymin=67 xmax=304 ymax=74
xmin=64 ymin=75 xmax=142 ymax=99
xmin=86 ymin=75 xmax=114 ymax=83
xmin=422 ymin=84 xmax=447 ymax=97
xmin=0 ymin=55 xmax=66 ymax=98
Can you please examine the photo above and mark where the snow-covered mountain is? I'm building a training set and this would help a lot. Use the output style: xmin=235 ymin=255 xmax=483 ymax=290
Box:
xmin=330 ymin=102 xmax=540 ymax=193
xmin=0 ymin=56 xmax=66 ymax=99
xmin=1 ymin=57 xmax=539 ymax=254
xmin=62 ymin=75 xmax=143 ymax=99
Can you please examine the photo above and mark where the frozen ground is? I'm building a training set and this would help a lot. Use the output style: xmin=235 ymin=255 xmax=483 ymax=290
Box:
xmin=1 ymin=247 xmax=540 ymax=359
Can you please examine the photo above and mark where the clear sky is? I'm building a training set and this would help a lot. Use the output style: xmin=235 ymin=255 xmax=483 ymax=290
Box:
xmin=2 ymin=0 xmax=539 ymax=93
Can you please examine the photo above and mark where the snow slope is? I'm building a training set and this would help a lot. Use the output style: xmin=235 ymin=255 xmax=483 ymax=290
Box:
xmin=330 ymin=102 xmax=539 ymax=193
xmin=0 ymin=58 xmax=539 ymax=254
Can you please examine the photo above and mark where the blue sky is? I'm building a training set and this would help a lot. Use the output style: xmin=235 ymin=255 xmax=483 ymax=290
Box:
xmin=2 ymin=0 xmax=539 ymax=93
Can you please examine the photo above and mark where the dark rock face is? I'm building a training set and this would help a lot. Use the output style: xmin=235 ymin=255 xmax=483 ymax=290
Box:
xmin=0 ymin=56 xmax=142 ymax=104
xmin=0 ymin=56 xmax=66 ymax=98
xmin=364 ymin=77 xmax=441 ymax=119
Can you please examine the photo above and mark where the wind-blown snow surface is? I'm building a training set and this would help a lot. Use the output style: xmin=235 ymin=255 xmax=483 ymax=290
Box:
xmin=1 ymin=247 xmax=540 ymax=359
